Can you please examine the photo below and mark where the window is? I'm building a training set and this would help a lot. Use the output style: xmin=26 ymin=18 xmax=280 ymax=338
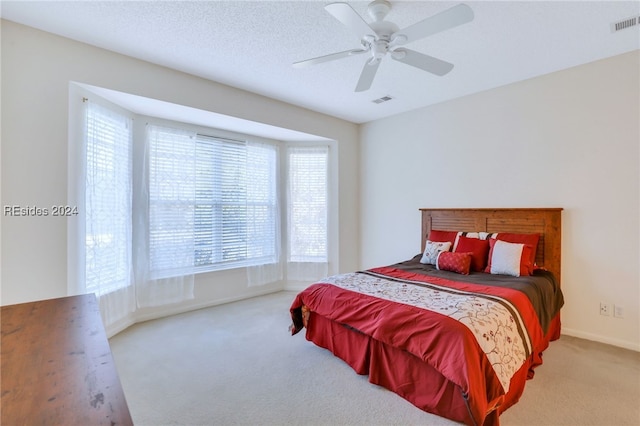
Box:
xmin=287 ymin=146 xmax=328 ymax=263
xmin=84 ymin=101 xmax=133 ymax=295
xmin=73 ymin=88 xmax=333 ymax=333
xmin=147 ymin=125 xmax=278 ymax=278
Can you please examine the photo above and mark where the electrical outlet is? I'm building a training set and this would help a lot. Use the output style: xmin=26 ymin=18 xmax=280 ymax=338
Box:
xmin=600 ymin=302 xmax=610 ymax=316
xmin=614 ymin=305 xmax=624 ymax=319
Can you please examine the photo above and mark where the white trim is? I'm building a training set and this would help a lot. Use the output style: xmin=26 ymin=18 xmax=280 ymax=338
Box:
xmin=561 ymin=328 xmax=640 ymax=352
xmin=106 ymin=286 xmax=284 ymax=338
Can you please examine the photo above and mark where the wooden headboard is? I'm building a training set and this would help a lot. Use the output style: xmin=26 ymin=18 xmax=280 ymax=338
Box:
xmin=420 ymin=208 xmax=563 ymax=285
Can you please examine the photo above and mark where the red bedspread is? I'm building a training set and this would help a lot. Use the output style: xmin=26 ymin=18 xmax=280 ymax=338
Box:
xmin=290 ymin=265 xmax=559 ymax=425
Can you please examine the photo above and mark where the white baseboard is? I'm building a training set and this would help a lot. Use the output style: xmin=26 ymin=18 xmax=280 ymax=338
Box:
xmin=106 ymin=286 xmax=281 ymax=338
xmin=561 ymin=328 xmax=640 ymax=352
xmin=106 ymin=316 xmax=137 ymax=338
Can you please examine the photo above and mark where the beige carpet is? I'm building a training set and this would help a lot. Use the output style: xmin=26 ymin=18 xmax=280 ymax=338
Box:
xmin=109 ymin=291 xmax=640 ymax=426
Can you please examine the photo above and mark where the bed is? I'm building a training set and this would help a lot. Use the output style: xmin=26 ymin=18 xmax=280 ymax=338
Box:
xmin=290 ymin=208 xmax=564 ymax=426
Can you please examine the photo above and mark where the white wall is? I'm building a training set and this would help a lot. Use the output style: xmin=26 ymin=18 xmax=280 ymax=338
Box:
xmin=360 ymin=51 xmax=640 ymax=351
xmin=0 ymin=21 xmax=360 ymax=328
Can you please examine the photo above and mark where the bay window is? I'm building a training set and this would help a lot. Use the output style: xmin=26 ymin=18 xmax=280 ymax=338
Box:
xmin=73 ymin=91 xmax=331 ymax=334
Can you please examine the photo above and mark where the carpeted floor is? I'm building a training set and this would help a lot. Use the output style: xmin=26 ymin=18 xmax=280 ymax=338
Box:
xmin=109 ymin=291 xmax=640 ymax=426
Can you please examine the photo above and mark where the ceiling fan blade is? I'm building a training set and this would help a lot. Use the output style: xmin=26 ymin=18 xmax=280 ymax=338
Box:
xmin=325 ymin=2 xmax=376 ymax=40
xmin=355 ymin=59 xmax=381 ymax=92
xmin=293 ymin=49 xmax=367 ymax=68
xmin=391 ymin=48 xmax=454 ymax=76
xmin=392 ymin=3 xmax=474 ymax=45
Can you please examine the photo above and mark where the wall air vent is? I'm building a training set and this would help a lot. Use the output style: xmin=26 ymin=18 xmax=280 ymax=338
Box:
xmin=372 ymin=95 xmax=393 ymax=104
xmin=611 ymin=15 xmax=639 ymax=32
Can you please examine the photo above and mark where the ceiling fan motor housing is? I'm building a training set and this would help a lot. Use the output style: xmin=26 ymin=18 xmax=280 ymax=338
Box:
xmin=367 ymin=20 xmax=399 ymax=61
xmin=366 ymin=1 xmax=399 ymax=61
xmin=369 ymin=20 xmax=399 ymax=40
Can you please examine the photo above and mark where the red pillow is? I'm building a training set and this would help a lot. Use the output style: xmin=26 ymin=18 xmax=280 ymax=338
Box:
xmin=428 ymin=230 xmax=459 ymax=246
xmin=496 ymin=233 xmax=539 ymax=269
xmin=485 ymin=239 xmax=535 ymax=276
xmin=436 ymin=251 xmax=472 ymax=275
xmin=454 ymin=236 xmax=490 ymax=272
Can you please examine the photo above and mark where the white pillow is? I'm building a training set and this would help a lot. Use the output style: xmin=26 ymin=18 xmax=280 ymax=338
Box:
xmin=488 ymin=240 xmax=524 ymax=277
xmin=420 ymin=240 xmax=452 ymax=265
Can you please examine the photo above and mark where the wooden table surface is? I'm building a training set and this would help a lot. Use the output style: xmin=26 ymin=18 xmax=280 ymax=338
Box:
xmin=1 ymin=294 xmax=133 ymax=425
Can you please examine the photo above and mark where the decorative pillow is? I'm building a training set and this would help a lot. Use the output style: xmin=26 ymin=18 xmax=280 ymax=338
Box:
xmin=436 ymin=251 xmax=472 ymax=275
xmin=485 ymin=239 xmax=535 ymax=277
xmin=430 ymin=230 xmax=485 ymax=251
xmin=420 ymin=240 xmax=452 ymax=265
xmin=496 ymin=233 xmax=540 ymax=268
xmin=454 ymin=236 xmax=490 ymax=272
xmin=461 ymin=232 xmax=480 ymax=239
xmin=427 ymin=230 xmax=459 ymax=246
xmin=451 ymin=231 xmax=482 ymax=250
xmin=479 ymin=232 xmax=498 ymax=240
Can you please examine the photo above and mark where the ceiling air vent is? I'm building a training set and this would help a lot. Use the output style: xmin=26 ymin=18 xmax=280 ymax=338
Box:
xmin=611 ymin=15 xmax=639 ymax=32
xmin=372 ymin=95 xmax=393 ymax=104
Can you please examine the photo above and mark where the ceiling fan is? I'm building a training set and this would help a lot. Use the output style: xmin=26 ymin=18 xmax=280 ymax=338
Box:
xmin=293 ymin=1 xmax=474 ymax=92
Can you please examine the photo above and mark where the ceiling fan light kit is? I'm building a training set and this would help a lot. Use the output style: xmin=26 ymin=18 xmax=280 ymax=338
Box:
xmin=294 ymin=1 xmax=474 ymax=92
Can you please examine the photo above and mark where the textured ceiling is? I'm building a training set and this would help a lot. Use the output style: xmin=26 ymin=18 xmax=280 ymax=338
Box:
xmin=2 ymin=1 xmax=639 ymax=123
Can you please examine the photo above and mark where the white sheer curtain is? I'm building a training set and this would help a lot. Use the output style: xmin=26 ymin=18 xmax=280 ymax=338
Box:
xmin=246 ymin=141 xmax=282 ymax=286
xmin=79 ymin=100 xmax=136 ymax=329
xmin=135 ymin=124 xmax=196 ymax=307
xmin=286 ymin=145 xmax=329 ymax=282
xmin=70 ymin=101 xmax=195 ymax=333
